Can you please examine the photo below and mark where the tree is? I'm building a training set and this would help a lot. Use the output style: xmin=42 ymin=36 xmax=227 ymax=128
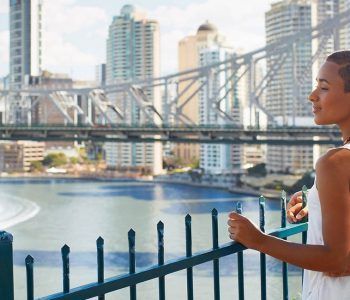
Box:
xmin=30 ymin=161 xmax=44 ymax=172
xmin=188 ymin=159 xmax=200 ymax=169
xmin=96 ymin=152 xmax=104 ymax=161
xmin=70 ymin=157 xmax=79 ymax=164
xmin=288 ymin=171 xmax=315 ymax=194
xmin=43 ymin=153 xmax=68 ymax=167
xmin=247 ymin=163 xmax=267 ymax=177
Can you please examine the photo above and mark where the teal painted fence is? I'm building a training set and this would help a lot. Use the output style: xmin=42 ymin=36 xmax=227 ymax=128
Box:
xmin=0 ymin=191 xmax=308 ymax=300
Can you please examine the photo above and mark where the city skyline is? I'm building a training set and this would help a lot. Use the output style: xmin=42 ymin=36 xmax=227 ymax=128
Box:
xmin=0 ymin=0 xmax=273 ymax=81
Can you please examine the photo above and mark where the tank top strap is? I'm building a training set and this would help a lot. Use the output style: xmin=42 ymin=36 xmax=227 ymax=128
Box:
xmin=339 ymin=143 xmax=350 ymax=151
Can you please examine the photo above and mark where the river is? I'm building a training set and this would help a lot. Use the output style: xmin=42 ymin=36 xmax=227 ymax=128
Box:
xmin=0 ymin=178 xmax=303 ymax=299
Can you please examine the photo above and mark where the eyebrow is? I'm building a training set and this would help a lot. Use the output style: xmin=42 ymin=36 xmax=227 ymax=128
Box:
xmin=316 ymin=78 xmax=330 ymax=84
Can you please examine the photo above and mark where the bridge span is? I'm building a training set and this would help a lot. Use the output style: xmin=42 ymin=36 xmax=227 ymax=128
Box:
xmin=0 ymin=125 xmax=342 ymax=145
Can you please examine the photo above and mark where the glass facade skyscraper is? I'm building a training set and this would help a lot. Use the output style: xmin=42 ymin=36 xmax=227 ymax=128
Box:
xmin=9 ymin=0 xmax=42 ymax=90
xmin=265 ymin=0 xmax=314 ymax=174
xmin=339 ymin=0 xmax=350 ymax=49
xmin=105 ymin=5 xmax=162 ymax=175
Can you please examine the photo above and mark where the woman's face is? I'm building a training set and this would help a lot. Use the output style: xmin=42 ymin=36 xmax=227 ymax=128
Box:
xmin=309 ymin=61 xmax=350 ymax=126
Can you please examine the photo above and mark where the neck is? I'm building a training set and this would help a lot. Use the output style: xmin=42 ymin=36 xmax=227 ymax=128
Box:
xmin=338 ymin=122 xmax=350 ymax=143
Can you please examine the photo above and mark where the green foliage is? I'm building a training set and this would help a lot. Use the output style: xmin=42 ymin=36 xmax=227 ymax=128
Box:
xmin=247 ymin=163 xmax=267 ymax=177
xmin=188 ymin=159 xmax=200 ymax=169
xmin=288 ymin=171 xmax=314 ymax=194
xmin=174 ymin=156 xmax=183 ymax=167
xmin=263 ymin=180 xmax=289 ymax=191
xmin=78 ymin=147 xmax=87 ymax=159
xmin=30 ymin=161 xmax=44 ymax=172
xmin=96 ymin=152 xmax=103 ymax=161
xmin=43 ymin=153 xmax=68 ymax=167
xmin=263 ymin=171 xmax=314 ymax=194
xmin=70 ymin=157 xmax=79 ymax=164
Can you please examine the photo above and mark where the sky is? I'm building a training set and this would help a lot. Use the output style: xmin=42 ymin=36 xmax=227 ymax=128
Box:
xmin=0 ymin=0 xmax=274 ymax=81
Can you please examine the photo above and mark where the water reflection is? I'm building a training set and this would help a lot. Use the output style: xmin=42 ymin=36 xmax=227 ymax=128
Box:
xmin=56 ymin=181 xmax=280 ymax=214
xmin=3 ymin=178 xmax=299 ymax=298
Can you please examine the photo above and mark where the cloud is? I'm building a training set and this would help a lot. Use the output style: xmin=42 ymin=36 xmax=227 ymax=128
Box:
xmin=149 ymin=0 xmax=272 ymax=75
xmin=41 ymin=0 xmax=109 ymax=79
xmin=2 ymin=0 xmax=275 ymax=80
xmin=44 ymin=0 xmax=108 ymax=35
xmin=41 ymin=0 xmax=274 ymax=78
xmin=43 ymin=32 xmax=96 ymax=69
xmin=0 ymin=1 xmax=8 ymax=14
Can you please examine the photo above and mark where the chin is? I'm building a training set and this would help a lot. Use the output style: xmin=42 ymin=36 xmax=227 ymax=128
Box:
xmin=314 ymin=117 xmax=334 ymax=126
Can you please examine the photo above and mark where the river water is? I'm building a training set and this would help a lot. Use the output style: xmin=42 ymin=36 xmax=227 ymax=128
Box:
xmin=0 ymin=178 xmax=303 ymax=299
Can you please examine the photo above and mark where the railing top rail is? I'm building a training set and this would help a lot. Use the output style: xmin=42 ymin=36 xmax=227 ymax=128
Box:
xmin=39 ymin=223 xmax=307 ymax=300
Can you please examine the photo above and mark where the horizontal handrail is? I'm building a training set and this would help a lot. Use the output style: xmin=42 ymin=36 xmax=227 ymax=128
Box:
xmin=39 ymin=223 xmax=307 ymax=300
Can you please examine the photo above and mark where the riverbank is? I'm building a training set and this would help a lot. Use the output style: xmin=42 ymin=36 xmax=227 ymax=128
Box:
xmin=0 ymin=171 xmax=153 ymax=180
xmin=152 ymin=177 xmax=281 ymax=200
xmin=0 ymin=172 xmax=283 ymax=199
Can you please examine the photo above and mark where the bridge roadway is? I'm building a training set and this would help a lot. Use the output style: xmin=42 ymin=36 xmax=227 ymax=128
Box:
xmin=0 ymin=125 xmax=342 ymax=145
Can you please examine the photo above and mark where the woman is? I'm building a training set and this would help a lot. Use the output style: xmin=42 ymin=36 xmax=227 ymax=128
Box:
xmin=228 ymin=50 xmax=350 ymax=299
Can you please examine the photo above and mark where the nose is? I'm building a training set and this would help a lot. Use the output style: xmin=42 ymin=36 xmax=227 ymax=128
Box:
xmin=308 ymin=89 xmax=319 ymax=102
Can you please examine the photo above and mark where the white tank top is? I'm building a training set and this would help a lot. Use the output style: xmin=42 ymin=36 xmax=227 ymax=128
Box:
xmin=302 ymin=144 xmax=350 ymax=300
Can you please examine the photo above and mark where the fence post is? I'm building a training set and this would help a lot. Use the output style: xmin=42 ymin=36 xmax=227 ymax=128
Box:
xmin=259 ymin=196 xmax=267 ymax=300
xmin=281 ymin=191 xmax=289 ymax=300
xmin=0 ymin=231 xmax=14 ymax=300
xmin=235 ymin=203 xmax=245 ymax=300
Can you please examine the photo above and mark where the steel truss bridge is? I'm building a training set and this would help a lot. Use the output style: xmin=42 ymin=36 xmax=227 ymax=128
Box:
xmin=0 ymin=9 xmax=349 ymax=144
xmin=0 ymin=125 xmax=342 ymax=145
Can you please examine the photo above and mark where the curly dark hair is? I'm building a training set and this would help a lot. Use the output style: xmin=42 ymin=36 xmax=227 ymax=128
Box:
xmin=326 ymin=50 xmax=350 ymax=93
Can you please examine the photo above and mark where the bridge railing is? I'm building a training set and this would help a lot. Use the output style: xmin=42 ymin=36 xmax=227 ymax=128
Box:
xmin=0 ymin=191 xmax=308 ymax=300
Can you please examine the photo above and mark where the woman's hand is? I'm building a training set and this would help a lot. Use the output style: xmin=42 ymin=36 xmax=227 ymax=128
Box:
xmin=227 ymin=211 xmax=266 ymax=251
xmin=287 ymin=191 xmax=308 ymax=223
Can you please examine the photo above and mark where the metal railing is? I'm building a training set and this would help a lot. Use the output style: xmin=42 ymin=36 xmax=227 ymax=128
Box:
xmin=0 ymin=190 xmax=308 ymax=300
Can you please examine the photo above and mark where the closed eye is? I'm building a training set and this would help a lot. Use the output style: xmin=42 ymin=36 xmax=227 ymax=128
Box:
xmin=314 ymin=85 xmax=328 ymax=91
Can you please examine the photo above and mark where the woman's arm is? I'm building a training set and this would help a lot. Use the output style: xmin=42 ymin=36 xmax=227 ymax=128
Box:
xmin=228 ymin=149 xmax=350 ymax=273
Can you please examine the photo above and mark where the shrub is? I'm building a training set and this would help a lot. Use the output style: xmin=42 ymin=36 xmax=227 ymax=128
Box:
xmin=43 ymin=153 xmax=68 ymax=167
xmin=30 ymin=161 xmax=44 ymax=172
xmin=247 ymin=163 xmax=267 ymax=177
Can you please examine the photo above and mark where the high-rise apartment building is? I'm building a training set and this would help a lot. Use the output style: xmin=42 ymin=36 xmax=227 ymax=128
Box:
xmin=95 ymin=64 xmax=106 ymax=86
xmin=311 ymin=0 xmax=340 ymax=75
xmin=9 ymin=0 xmax=42 ymax=90
xmin=339 ymin=0 xmax=350 ymax=49
xmin=199 ymin=45 xmax=237 ymax=174
xmin=312 ymin=0 xmax=350 ymax=52
xmin=311 ymin=0 xmax=347 ymax=165
xmin=265 ymin=0 xmax=314 ymax=174
xmin=176 ymin=22 xmax=244 ymax=173
xmin=175 ymin=22 xmax=228 ymax=165
xmin=311 ymin=0 xmax=350 ymax=77
xmin=105 ymin=5 xmax=162 ymax=175
xmin=0 ymin=141 xmax=45 ymax=172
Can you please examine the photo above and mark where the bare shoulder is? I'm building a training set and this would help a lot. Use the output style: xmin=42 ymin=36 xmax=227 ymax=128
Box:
xmin=316 ymin=147 xmax=350 ymax=177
